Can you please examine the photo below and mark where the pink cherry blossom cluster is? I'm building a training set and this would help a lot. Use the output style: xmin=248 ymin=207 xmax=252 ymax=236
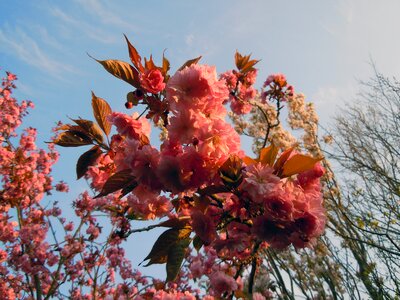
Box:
xmin=1 ymin=39 xmax=327 ymax=298
xmin=76 ymin=55 xmax=326 ymax=298
xmin=1 ymin=72 xmax=61 ymax=298
xmin=0 ymin=72 xmax=168 ymax=299
xmin=261 ymin=73 xmax=294 ymax=103
xmin=0 ymin=72 xmax=33 ymax=139
xmin=220 ymin=69 xmax=257 ymax=115
xmin=248 ymin=162 xmax=326 ymax=249
xmin=88 ymin=62 xmax=325 ymax=243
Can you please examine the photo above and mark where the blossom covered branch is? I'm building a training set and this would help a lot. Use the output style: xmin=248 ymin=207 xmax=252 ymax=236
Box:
xmin=1 ymin=35 xmax=327 ymax=299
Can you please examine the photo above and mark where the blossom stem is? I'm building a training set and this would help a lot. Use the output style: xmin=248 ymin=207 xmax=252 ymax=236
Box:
xmin=34 ymin=274 xmax=43 ymax=300
xmin=136 ymin=107 xmax=149 ymax=119
xmin=248 ymin=241 xmax=261 ymax=294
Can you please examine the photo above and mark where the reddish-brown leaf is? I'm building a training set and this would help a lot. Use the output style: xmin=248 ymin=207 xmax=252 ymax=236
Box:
xmin=71 ymin=118 xmax=104 ymax=144
xmin=274 ymin=147 xmax=295 ymax=176
xmin=162 ymin=50 xmax=170 ymax=78
xmin=259 ymin=143 xmax=279 ymax=166
xmin=241 ymin=59 xmax=260 ymax=74
xmin=94 ymin=169 xmax=136 ymax=198
xmin=143 ymin=254 xmax=168 ymax=266
xmin=281 ymin=154 xmax=322 ymax=177
xmin=235 ymin=51 xmax=249 ymax=70
xmin=91 ymin=55 xmax=140 ymax=88
xmin=76 ymin=146 xmax=103 ymax=179
xmin=193 ymin=195 xmax=211 ymax=213
xmin=235 ymin=290 xmax=247 ymax=299
xmin=53 ymin=131 xmax=92 ymax=147
xmin=177 ymin=56 xmax=202 ymax=71
xmin=243 ymin=156 xmax=257 ymax=166
xmin=157 ymin=216 xmax=191 ymax=228
xmin=120 ymin=181 xmax=138 ymax=199
xmin=197 ymin=185 xmax=230 ymax=196
xmin=91 ymin=92 xmax=112 ymax=136
xmin=54 ymin=123 xmax=74 ymax=131
xmin=124 ymin=34 xmax=144 ymax=72
xmin=144 ymin=55 xmax=157 ymax=71
xmin=234 ymin=51 xmax=259 ymax=73
xmin=177 ymin=226 xmax=192 ymax=239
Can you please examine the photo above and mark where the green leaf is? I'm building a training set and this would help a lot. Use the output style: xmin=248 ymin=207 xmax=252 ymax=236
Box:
xmin=76 ymin=146 xmax=103 ymax=179
xmin=142 ymin=227 xmax=191 ymax=267
xmin=166 ymin=238 xmax=190 ymax=282
xmin=143 ymin=228 xmax=180 ymax=266
xmin=193 ymin=235 xmax=203 ymax=252
xmin=91 ymin=92 xmax=112 ymax=136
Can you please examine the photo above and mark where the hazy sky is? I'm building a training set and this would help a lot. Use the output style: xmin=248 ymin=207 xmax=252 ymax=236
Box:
xmin=1 ymin=0 xmax=400 ymax=278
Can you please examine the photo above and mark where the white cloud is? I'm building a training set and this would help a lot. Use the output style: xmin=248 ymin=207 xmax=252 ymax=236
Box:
xmin=0 ymin=26 xmax=77 ymax=78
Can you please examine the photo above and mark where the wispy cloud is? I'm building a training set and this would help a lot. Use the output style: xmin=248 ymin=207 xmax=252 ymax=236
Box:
xmin=311 ymin=85 xmax=358 ymax=121
xmin=336 ymin=1 xmax=355 ymax=24
xmin=74 ymin=0 xmax=139 ymax=32
xmin=0 ymin=26 xmax=76 ymax=78
xmin=185 ymin=34 xmax=194 ymax=46
xmin=32 ymin=24 xmax=64 ymax=50
xmin=49 ymin=7 xmax=117 ymax=44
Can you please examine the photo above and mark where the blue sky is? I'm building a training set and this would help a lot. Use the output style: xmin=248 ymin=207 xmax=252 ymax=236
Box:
xmin=2 ymin=0 xmax=400 ymax=278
